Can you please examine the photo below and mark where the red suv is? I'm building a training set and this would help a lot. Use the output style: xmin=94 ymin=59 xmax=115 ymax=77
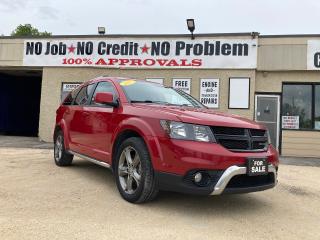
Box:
xmin=54 ymin=77 xmax=279 ymax=203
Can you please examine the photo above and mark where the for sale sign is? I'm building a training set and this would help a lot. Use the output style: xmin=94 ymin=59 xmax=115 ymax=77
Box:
xmin=200 ymin=79 xmax=219 ymax=108
xmin=172 ymin=78 xmax=191 ymax=94
xmin=282 ymin=116 xmax=299 ymax=129
xmin=23 ymin=38 xmax=257 ymax=69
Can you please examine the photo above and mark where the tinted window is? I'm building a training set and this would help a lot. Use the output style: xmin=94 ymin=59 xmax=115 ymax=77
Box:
xmin=91 ymin=82 xmax=117 ymax=104
xmin=74 ymin=84 xmax=95 ymax=105
xmin=282 ymin=85 xmax=312 ymax=129
xmin=63 ymin=87 xmax=81 ymax=105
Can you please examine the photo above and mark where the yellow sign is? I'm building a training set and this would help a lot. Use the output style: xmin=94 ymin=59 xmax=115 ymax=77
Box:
xmin=120 ymin=80 xmax=136 ymax=86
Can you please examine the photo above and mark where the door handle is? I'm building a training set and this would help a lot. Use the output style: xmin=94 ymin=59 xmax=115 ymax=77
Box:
xmin=264 ymin=105 xmax=270 ymax=113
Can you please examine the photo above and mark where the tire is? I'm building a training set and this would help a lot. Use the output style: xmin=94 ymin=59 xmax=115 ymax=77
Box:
xmin=54 ymin=130 xmax=73 ymax=166
xmin=114 ymin=137 xmax=159 ymax=203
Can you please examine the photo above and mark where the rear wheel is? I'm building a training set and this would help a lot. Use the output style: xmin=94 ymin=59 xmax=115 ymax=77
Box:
xmin=54 ymin=131 xmax=73 ymax=166
xmin=114 ymin=137 xmax=158 ymax=203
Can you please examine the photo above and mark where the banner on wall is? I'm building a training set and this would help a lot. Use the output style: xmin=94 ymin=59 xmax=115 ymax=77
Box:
xmin=200 ymin=79 xmax=219 ymax=108
xmin=307 ymin=40 xmax=320 ymax=70
xmin=23 ymin=38 xmax=257 ymax=69
xmin=172 ymin=78 xmax=191 ymax=94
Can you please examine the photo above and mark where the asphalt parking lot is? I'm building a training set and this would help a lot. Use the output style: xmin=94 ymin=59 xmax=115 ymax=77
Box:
xmin=0 ymin=137 xmax=319 ymax=240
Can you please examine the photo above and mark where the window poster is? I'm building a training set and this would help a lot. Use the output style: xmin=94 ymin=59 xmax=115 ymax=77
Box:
xmin=200 ymin=79 xmax=219 ymax=108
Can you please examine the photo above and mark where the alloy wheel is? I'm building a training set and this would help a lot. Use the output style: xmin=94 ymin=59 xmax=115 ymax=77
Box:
xmin=118 ymin=146 xmax=142 ymax=194
xmin=54 ymin=135 xmax=63 ymax=161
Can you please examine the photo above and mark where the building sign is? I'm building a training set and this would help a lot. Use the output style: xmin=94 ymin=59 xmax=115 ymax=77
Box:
xmin=200 ymin=79 xmax=219 ymax=108
xmin=172 ymin=78 xmax=191 ymax=94
xmin=23 ymin=39 xmax=257 ymax=69
xmin=61 ymin=82 xmax=81 ymax=102
xmin=282 ymin=116 xmax=299 ymax=129
xmin=307 ymin=40 xmax=320 ymax=70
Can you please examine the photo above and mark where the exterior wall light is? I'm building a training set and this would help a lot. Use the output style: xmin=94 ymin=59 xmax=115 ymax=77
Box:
xmin=98 ymin=27 xmax=106 ymax=35
xmin=251 ymin=31 xmax=260 ymax=39
xmin=186 ymin=19 xmax=195 ymax=40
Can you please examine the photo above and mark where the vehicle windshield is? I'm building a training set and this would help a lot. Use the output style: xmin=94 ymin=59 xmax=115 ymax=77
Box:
xmin=119 ymin=80 xmax=205 ymax=108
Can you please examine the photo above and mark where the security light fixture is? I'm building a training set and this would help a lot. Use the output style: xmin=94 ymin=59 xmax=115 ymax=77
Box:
xmin=186 ymin=19 xmax=195 ymax=40
xmin=98 ymin=27 xmax=106 ymax=35
xmin=251 ymin=31 xmax=260 ymax=39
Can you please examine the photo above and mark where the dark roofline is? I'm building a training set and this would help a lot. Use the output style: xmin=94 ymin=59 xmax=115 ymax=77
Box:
xmin=0 ymin=32 xmax=254 ymax=39
xmin=260 ymin=34 xmax=320 ymax=38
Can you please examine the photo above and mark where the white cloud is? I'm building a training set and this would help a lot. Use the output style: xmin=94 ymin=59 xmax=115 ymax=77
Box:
xmin=0 ymin=0 xmax=28 ymax=11
xmin=0 ymin=0 xmax=319 ymax=36
xmin=36 ymin=6 xmax=59 ymax=20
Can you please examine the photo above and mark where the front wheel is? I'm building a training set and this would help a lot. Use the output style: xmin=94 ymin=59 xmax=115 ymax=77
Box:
xmin=54 ymin=131 xmax=73 ymax=166
xmin=114 ymin=137 xmax=158 ymax=203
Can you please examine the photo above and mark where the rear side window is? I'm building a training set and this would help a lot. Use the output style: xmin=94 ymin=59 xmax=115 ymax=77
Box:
xmin=91 ymin=82 xmax=117 ymax=104
xmin=63 ymin=87 xmax=81 ymax=105
xmin=74 ymin=84 xmax=95 ymax=105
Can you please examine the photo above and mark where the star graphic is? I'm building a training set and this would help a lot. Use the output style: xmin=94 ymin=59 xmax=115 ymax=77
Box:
xmin=140 ymin=44 xmax=150 ymax=54
xmin=68 ymin=45 xmax=76 ymax=53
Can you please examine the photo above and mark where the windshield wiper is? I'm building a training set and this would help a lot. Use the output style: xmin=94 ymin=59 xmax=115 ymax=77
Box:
xmin=130 ymin=100 xmax=169 ymax=104
xmin=179 ymin=104 xmax=193 ymax=107
xmin=131 ymin=100 xmax=195 ymax=107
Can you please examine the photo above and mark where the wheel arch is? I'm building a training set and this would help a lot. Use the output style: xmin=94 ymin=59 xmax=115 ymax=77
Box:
xmin=53 ymin=120 xmax=70 ymax=150
xmin=111 ymin=128 xmax=162 ymax=171
xmin=111 ymin=129 xmax=143 ymax=170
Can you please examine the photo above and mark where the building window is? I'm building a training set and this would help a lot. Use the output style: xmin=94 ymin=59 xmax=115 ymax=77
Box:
xmin=282 ymin=84 xmax=316 ymax=130
xmin=315 ymin=86 xmax=320 ymax=129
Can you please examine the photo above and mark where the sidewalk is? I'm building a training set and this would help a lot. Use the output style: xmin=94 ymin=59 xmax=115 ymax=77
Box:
xmin=0 ymin=135 xmax=52 ymax=149
xmin=280 ymin=156 xmax=320 ymax=167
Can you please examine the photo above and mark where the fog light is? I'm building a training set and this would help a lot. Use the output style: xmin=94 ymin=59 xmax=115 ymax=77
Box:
xmin=194 ymin=172 xmax=202 ymax=183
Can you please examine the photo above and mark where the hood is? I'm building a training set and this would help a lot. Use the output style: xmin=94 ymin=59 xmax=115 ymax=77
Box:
xmin=131 ymin=104 xmax=264 ymax=129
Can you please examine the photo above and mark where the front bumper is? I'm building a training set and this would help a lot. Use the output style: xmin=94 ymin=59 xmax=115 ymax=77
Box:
xmin=154 ymin=138 xmax=279 ymax=175
xmin=155 ymin=164 xmax=278 ymax=195
xmin=211 ymin=164 xmax=277 ymax=195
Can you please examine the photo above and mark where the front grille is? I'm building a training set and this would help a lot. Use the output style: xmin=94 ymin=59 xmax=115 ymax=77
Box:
xmin=250 ymin=129 xmax=266 ymax=137
xmin=211 ymin=127 xmax=268 ymax=152
xmin=219 ymin=139 xmax=249 ymax=150
xmin=252 ymin=141 xmax=268 ymax=150
xmin=212 ymin=126 xmax=245 ymax=136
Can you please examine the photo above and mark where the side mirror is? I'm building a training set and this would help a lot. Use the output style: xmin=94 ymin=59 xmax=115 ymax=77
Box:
xmin=94 ymin=92 xmax=119 ymax=107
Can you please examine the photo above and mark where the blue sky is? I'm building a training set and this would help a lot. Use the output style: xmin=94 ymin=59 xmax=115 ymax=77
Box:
xmin=0 ymin=0 xmax=319 ymax=36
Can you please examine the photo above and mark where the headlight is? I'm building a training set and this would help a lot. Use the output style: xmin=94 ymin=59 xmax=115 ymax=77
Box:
xmin=160 ymin=120 xmax=216 ymax=142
